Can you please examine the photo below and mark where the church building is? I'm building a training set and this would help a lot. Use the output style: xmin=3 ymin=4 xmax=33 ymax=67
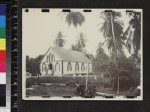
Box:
xmin=40 ymin=47 xmax=92 ymax=76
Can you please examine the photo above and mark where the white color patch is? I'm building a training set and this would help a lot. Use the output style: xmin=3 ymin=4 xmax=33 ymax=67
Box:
xmin=0 ymin=73 xmax=6 ymax=84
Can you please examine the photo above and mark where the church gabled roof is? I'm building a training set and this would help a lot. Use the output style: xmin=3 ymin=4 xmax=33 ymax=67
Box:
xmin=41 ymin=47 xmax=91 ymax=63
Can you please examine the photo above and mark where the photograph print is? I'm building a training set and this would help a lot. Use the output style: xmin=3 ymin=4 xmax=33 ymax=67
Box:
xmin=22 ymin=8 xmax=142 ymax=100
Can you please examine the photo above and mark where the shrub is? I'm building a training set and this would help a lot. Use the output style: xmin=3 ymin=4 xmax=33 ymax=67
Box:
xmin=75 ymin=83 xmax=96 ymax=98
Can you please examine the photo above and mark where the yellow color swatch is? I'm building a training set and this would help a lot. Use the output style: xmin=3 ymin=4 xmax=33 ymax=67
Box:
xmin=0 ymin=39 xmax=6 ymax=50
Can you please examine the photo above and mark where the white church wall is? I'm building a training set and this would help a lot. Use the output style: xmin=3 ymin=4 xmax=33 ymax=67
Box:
xmin=41 ymin=61 xmax=93 ymax=76
xmin=63 ymin=61 xmax=90 ymax=75
xmin=63 ymin=61 xmax=75 ymax=75
xmin=53 ymin=61 xmax=62 ymax=76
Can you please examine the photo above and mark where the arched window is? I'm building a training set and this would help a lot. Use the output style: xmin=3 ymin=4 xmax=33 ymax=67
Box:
xmin=75 ymin=63 xmax=79 ymax=71
xmin=47 ymin=55 xmax=49 ymax=62
xmin=51 ymin=55 xmax=55 ymax=62
xmin=49 ymin=54 xmax=51 ymax=62
xmin=55 ymin=62 xmax=60 ymax=71
xmin=42 ymin=63 xmax=46 ymax=71
xmin=81 ymin=63 xmax=85 ymax=71
xmin=67 ymin=62 xmax=72 ymax=71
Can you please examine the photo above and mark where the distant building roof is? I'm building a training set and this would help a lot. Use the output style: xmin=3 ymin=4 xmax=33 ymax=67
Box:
xmin=42 ymin=47 xmax=91 ymax=63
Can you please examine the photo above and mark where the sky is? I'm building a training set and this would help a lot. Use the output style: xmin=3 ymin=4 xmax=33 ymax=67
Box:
xmin=22 ymin=9 xmax=141 ymax=58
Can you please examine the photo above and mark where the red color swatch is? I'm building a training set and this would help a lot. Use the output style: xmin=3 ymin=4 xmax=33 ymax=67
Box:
xmin=0 ymin=62 xmax=6 ymax=72
xmin=0 ymin=50 xmax=6 ymax=62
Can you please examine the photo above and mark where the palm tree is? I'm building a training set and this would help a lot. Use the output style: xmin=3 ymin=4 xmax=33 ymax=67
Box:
xmin=60 ymin=11 xmax=90 ymax=90
xmin=62 ymin=11 xmax=85 ymax=28
xmin=100 ymin=11 xmax=125 ymax=93
xmin=124 ymin=11 xmax=141 ymax=55
xmin=54 ymin=31 xmax=65 ymax=48
xmin=100 ymin=11 xmax=125 ymax=54
xmin=71 ymin=33 xmax=86 ymax=52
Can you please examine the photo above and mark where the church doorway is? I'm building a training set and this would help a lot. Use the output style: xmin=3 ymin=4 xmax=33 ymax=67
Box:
xmin=48 ymin=63 xmax=54 ymax=75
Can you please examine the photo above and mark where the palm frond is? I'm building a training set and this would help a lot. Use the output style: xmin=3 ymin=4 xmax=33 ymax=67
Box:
xmin=124 ymin=11 xmax=141 ymax=54
xmin=63 ymin=11 xmax=85 ymax=28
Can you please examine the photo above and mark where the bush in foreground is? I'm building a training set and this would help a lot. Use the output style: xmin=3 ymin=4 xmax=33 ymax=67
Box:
xmin=75 ymin=83 xmax=96 ymax=98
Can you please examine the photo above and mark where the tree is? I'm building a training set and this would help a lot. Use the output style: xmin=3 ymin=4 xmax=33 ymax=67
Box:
xmin=124 ymin=11 xmax=141 ymax=55
xmin=100 ymin=11 xmax=125 ymax=54
xmin=86 ymin=53 xmax=95 ymax=61
xmin=62 ymin=11 xmax=85 ymax=28
xmin=93 ymin=42 xmax=109 ymax=74
xmin=100 ymin=11 xmax=125 ymax=93
xmin=54 ymin=31 xmax=65 ymax=48
xmin=107 ymin=52 xmax=140 ymax=92
xmin=35 ymin=55 xmax=44 ymax=85
xmin=26 ymin=55 xmax=44 ymax=84
xmin=71 ymin=33 xmax=86 ymax=52
xmin=26 ymin=55 xmax=31 ymax=73
xmin=61 ymin=11 xmax=90 ymax=90
xmin=35 ymin=55 xmax=44 ymax=75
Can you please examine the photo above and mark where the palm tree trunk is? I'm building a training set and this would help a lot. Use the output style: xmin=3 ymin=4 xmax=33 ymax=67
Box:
xmin=117 ymin=76 xmax=119 ymax=94
xmin=75 ymin=28 xmax=89 ymax=90
xmin=110 ymin=12 xmax=120 ymax=93
xmin=110 ymin=13 xmax=117 ymax=54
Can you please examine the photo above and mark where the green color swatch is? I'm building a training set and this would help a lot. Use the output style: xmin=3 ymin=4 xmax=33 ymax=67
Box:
xmin=0 ymin=27 xmax=6 ymax=38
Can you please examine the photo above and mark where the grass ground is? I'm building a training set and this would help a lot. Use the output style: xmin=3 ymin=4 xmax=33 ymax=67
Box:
xmin=26 ymin=75 xmax=138 ymax=97
xmin=26 ymin=83 xmax=76 ymax=97
xmin=26 ymin=75 xmax=113 ymax=97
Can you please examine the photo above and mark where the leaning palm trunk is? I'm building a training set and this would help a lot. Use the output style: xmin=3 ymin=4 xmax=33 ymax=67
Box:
xmin=76 ymin=28 xmax=89 ymax=90
xmin=110 ymin=13 xmax=120 ymax=94
xmin=79 ymin=39 xmax=89 ymax=90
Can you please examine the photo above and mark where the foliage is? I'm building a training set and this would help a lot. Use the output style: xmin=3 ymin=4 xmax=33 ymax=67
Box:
xmin=75 ymin=83 xmax=96 ymax=98
xmin=71 ymin=33 xmax=86 ymax=52
xmin=85 ymin=53 xmax=95 ymax=61
xmin=61 ymin=11 xmax=85 ymax=28
xmin=108 ymin=52 xmax=140 ymax=91
xmin=124 ymin=11 xmax=141 ymax=54
xmin=98 ymin=11 xmax=141 ymax=92
xmin=26 ymin=55 xmax=44 ymax=76
xmin=100 ymin=11 xmax=125 ymax=53
xmin=54 ymin=31 xmax=65 ymax=48
xmin=93 ymin=45 xmax=141 ymax=92
xmin=93 ymin=42 xmax=109 ymax=74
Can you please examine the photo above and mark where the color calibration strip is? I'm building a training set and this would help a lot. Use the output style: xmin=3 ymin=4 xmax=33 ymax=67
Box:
xmin=11 ymin=1 xmax=18 ymax=111
xmin=0 ymin=4 xmax=6 ymax=106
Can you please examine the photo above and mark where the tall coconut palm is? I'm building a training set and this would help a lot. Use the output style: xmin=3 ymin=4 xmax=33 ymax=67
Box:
xmin=60 ymin=11 xmax=89 ymax=90
xmin=124 ymin=11 xmax=141 ymax=55
xmin=62 ymin=11 xmax=85 ymax=28
xmin=100 ymin=11 xmax=125 ymax=54
xmin=54 ymin=31 xmax=65 ymax=48
xmin=100 ymin=11 xmax=125 ymax=93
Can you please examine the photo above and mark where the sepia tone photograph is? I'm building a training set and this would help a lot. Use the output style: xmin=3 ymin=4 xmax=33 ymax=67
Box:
xmin=22 ymin=8 xmax=142 ymax=100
